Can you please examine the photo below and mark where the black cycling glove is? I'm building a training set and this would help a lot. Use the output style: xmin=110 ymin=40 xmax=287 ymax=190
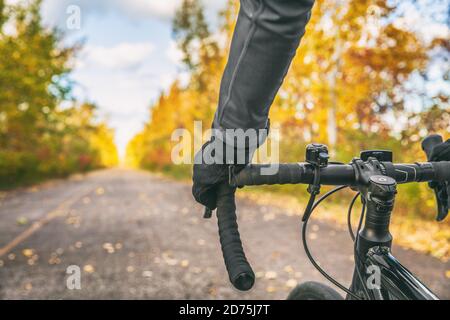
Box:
xmin=192 ymin=141 xmax=229 ymax=210
xmin=429 ymin=139 xmax=450 ymax=221
xmin=430 ymin=139 xmax=450 ymax=162
xmin=192 ymin=138 xmax=247 ymax=210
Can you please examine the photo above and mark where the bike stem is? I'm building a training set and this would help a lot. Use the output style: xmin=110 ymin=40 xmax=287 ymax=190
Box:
xmin=348 ymin=157 xmax=397 ymax=299
xmin=351 ymin=157 xmax=397 ymax=255
xmin=358 ymin=174 xmax=397 ymax=254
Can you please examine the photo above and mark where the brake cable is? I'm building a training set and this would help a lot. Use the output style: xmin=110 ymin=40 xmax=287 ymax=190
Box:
xmin=301 ymin=185 xmax=363 ymax=300
xmin=351 ymin=198 xmax=371 ymax=299
xmin=347 ymin=192 xmax=360 ymax=241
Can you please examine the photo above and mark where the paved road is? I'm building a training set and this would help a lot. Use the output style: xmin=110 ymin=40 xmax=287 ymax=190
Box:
xmin=0 ymin=169 xmax=448 ymax=299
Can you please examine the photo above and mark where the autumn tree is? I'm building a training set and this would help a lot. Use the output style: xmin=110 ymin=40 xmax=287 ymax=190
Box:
xmin=276 ymin=0 xmax=430 ymax=156
xmin=0 ymin=0 xmax=118 ymax=187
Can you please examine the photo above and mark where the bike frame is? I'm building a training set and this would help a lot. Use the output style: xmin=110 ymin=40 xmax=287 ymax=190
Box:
xmin=347 ymin=158 xmax=439 ymax=300
xmin=349 ymin=246 xmax=438 ymax=300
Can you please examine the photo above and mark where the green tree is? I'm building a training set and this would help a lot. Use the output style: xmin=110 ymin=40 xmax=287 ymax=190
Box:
xmin=0 ymin=0 xmax=118 ymax=187
xmin=0 ymin=0 xmax=5 ymax=28
xmin=173 ymin=0 xmax=210 ymax=71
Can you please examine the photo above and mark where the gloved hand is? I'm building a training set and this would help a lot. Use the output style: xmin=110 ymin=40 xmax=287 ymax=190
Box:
xmin=192 ymin=139 xmax=246 ymax=210
xmin=428 ymin=138 xmax=450 ymax=221
xmin=430 ymin=139 xmax=450 ymax=162
xmin=192 ymin=141 xmax=230 ymax=210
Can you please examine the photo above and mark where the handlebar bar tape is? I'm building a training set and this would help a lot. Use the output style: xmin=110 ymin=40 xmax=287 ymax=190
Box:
xmin=433 ymin=162 xmax=450 ymax=182
xmin=231 ymin=162 xmax=450 ymax=187
xmin=231 ymin=163 xmax=355 ymax=187
xmin=216 ymin=183 xmax=255 ymax=291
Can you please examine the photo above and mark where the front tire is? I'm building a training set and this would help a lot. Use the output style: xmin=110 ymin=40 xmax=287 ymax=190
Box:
xmin=287 ymin=281 xmax=343 ymax=300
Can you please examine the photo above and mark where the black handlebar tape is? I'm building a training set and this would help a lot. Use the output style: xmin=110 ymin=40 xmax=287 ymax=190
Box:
xmin=433 ymin=162 xmax=450 ymax=182
xmin=231 ymin=163 xmax=355 ymax=187
xmin=232 ymin=162 xmax=450 ymax=187
xmin=216 ymin=183 xmax=255 ymax=291
xmin=422 ymin=134 xmax=443 ymax=161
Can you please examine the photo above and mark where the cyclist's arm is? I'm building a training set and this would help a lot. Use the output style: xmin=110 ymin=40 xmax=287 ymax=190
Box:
xmin=211 ymin=0 xmax=316 ymax=160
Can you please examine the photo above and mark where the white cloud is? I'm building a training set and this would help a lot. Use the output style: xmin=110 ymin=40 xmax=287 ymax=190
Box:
xmin=39 ymin=0 xmax=224 ymax=27
xmin=80 ymin=42 xmax=154 ymax=70
xmin=166 ymin=40 xmax=184 ymax=65
xmin=117 ymin=0 xmax=181 ymax=21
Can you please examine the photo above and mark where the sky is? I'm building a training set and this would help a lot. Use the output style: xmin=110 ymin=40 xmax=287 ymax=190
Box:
xmin=36 ymin=0 xmax=225 ymax=157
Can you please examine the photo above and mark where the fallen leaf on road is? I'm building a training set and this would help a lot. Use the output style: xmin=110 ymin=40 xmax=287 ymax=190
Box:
xmin=48 ymin=256 xmax=61 ymax=265
xmin=265 ymin=271 xmax=277 ymax=280
xmin=162 ymin=251 xmax=178 ymax=266
xmin=286 ymin=279 xmax=298 ymax=288
xmin=266 ymin=286 xmax=277 ymax=293
xmin=446 ymin=270 xmax=450 ymax=279
xmin=166 ymin=258 xmax=178 ymax=266
xmin=103 ymin=243 xmax=115 ymax=254
xmin=96 ymin=187 xmax=105 ymax=195
xmin=284 ymin=265 xmax=294 ymax=274
xmin=209 ymin=287 xmax=218 ymax=297
xmin=16 ymin=216 xmax=29 ymax=226
xmin=180 ymin=260 xmax=189 ymax=268
xmin=142 ymin=271 xmax=153 ymax=278
xmin=22 ymin=249 xmax=34 ymax=258
xmin=75 ymin=241 xmax=83 ymax=249
xmin=8 ymin=253 xmax=15 ymax=260
xmin=83 ymin=265 xmax=95 ymax=273
xmin=309 ymin=233 xmax=318 ymax=240
xmin=127 ymin=266 xmax=135 ymax=273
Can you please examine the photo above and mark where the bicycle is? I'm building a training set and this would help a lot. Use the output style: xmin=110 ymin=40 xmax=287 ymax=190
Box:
xmin=205 ymin=134 xmax=450 ymax=300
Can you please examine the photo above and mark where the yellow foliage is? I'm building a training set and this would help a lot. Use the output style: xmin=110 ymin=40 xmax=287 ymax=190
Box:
xmin=127 ymin=0 xmax=448 ymax=222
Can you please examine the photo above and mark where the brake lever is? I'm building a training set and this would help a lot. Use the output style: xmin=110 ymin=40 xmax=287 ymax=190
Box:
xmin=432 ymin=183 xmax=449 ymax=222
xmin=203 ymin=207 xmax=213 ymax=219
xmin=422 ymin=135 xmax=449 ymax=221
xmin=204 ymin=165 xmax=241 ymax=219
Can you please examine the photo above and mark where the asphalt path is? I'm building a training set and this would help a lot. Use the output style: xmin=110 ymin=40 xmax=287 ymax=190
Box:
xmin=0 ymin=169 xmax=448 ymax=299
